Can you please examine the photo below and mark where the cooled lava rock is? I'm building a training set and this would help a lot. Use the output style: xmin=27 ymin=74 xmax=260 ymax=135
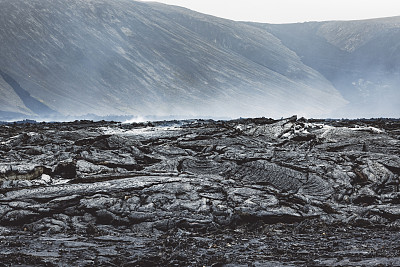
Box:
xmin=0 ymin=117 xmax=399 ymax=266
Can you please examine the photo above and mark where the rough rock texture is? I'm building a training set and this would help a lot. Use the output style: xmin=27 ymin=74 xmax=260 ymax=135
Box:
xmin=0 ymin=117 xmax=400 ymax=266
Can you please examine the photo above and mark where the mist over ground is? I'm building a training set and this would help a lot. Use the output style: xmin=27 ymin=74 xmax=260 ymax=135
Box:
xmin=0 ymin=0 xmax=399 ymax=121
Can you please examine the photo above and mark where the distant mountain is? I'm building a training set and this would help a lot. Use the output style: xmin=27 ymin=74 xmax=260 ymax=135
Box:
xmin=0 ymin=0 xmax=397 ymax=120
xmin=259 ymin=17 xmax=400 ymax=118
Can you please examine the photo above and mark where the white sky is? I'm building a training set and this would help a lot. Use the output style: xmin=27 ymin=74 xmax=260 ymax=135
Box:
xmin=149 ymin=0 xmax=400 ymax=24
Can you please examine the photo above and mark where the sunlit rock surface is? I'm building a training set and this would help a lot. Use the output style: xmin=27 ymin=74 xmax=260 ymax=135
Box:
xmin=0 ymin=117 xmax=399 ymax=265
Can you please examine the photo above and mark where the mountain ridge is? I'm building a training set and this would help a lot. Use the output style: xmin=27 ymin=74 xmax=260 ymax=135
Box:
xmin=0 ymin=0 xmax=398 ymax=120
xmin=259 ymin=16 xmax=400 ymax=117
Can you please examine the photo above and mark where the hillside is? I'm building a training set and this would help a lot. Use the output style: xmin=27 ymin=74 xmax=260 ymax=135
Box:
xmin=0 ymin=0 xmax=346 ymax=120
xmin=261 ymin=17 xmax=400 ymax=118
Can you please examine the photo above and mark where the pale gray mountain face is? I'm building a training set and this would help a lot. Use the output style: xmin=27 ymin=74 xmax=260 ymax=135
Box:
xmin=262 ymin=17 xmax=400 ymax=118
xmin=0 ymin=0 xmax=397 ymax=120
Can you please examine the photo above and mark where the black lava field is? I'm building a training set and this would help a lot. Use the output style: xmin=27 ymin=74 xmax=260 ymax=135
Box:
xmin=0 ymin=116 xmax=400 ymax=266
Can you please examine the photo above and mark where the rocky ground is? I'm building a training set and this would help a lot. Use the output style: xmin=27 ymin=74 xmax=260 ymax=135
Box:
xmin=0 ymin=116 xmax=399 ymax=266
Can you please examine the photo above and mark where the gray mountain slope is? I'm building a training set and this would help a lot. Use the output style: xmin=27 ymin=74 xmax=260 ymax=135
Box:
xmin=316 ymin=17 xmax=400 ymax=53
xmin=260 ymin=17 xmax=400 ymax=118
xmin=0 ymin=0 xmax=346 ymax=119
xmin=0 ymin=75 xmax=32 ymax=115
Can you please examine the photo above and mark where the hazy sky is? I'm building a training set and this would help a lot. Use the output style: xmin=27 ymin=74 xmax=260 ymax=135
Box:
xmin=150 ymin=0 xmax=400 ymax=23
